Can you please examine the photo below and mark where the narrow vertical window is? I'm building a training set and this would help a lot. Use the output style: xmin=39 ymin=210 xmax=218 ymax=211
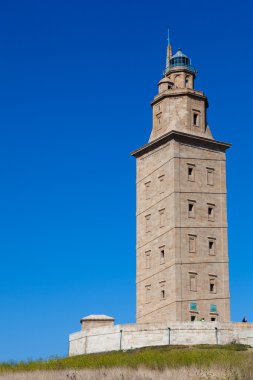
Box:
xmin=193 ymin=111 xmax=200 ymax=127
xmin=209 ymin=277 xmax=217 ymax=293
xmin=145 ymin=214 xmax=151 ymax=233
xmin=207 ymin=204 xmax=215 ymax=221
xmin=189 ymin=273 xmax=197 ymax=292
xmin=145 ymin=181 xmax=151 ymax=200
xmin=145 ymin=250 xmax=151 ymax=269
xmin=189 ymin=235 xmax=197 ymax=253
xmin=158 ymin=174 xmax=165 ymax=194
xmin=187 ymin=164 xmax=195 ymax=182
xmin=160 ymin=246 xmax=165 ymax=264
xmin=159 ymin=209 xmax=165 ymax=228
xmin=157 ymin=115 xmax=162 ymax=130
xmin=188 ymin=200 xmax=196 ymax=218
xmin=160 ymin=281 xmax=166 ymax=300
xmin=145 ymin=285 xmax=151 ymax=303
xmin=208 ymin=238 xmax=216 ymax=255
xmin=207 ymin=168 xmax=214 ymax=186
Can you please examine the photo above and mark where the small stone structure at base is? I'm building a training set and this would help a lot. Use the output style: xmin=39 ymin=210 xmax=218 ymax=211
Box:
xmin=69 ymin=315 xmax=253 ymax=356
xmin=80 ymin=315 xmax=115 ymax=331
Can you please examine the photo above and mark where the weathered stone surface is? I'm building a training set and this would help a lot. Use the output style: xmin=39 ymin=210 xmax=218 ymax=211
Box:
xmin=132 ymin=55 xmax=231 ymax=324
xmin=80 ymin=315 xmax=115 ymax=331
xmin=69 ymin=322 xmax=253 ymax=355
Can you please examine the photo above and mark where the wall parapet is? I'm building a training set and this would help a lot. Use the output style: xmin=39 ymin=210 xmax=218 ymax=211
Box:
xmin=69 ymin=322 xmax=253 ymax=356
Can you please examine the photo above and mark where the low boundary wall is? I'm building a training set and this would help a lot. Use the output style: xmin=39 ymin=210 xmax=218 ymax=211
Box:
xmin=69 ymin=322 xmax=253 ymax=356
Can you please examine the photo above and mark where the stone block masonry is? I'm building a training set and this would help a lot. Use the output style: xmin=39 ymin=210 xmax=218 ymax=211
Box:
xmin=69 ymin=322 xmax=253 ymax=356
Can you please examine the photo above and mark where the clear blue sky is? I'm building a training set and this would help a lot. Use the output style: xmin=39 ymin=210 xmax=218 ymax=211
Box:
xmin=0 ymin=0 xmax=252 ymax=362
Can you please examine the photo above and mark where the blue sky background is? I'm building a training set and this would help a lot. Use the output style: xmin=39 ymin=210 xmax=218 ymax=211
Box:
xmin=0 ymin=0 xmax=252 ymax=362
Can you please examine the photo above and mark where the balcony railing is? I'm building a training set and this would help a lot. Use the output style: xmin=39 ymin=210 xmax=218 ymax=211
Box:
xmin=165 ymin=63 xmax=196 ymax=74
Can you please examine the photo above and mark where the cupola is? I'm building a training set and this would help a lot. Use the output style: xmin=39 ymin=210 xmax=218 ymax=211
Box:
xmin=165 ymin=48 xmax=196 ymax=75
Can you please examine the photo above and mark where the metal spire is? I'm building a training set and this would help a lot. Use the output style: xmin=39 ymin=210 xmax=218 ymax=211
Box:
xmin=167 ymin=28 xmax=170 ymax=46
xmin=166 ymin=28 xmax=172 ymax=74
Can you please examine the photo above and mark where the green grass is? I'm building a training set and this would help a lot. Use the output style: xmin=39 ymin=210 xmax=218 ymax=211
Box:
xmin=0 ymin=344 xmax=252 ymax=373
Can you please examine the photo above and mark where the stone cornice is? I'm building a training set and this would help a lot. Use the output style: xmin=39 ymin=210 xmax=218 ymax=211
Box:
xmin=151 ymin=88 xmax=208 ymax=107
xmin=131 ymin=130 xmax=231 ymax=158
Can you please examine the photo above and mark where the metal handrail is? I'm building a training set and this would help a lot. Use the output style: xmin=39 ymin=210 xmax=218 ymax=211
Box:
xmin=165 ymin=63 xmax=196 ymax=74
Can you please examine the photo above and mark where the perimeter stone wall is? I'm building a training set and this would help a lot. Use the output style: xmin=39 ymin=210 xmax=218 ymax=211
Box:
xmin=69 ymin=322 xmax=253 ymax=356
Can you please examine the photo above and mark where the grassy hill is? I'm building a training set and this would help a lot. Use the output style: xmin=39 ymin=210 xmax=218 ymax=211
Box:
xmin=0 ymin=344 xmax=252 ymax=379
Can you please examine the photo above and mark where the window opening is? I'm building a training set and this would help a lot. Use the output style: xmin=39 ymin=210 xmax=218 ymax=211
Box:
xmin=188 ymin=201 xmax=196 ymax=218
xmin=145 ymin=181 xmax=151 ymax=200
xmin=190 ymin=274 xmax=197 ymax=292
xmin=145 ymin=285 xmax=151 ymax=303
xmin=189 ymin=302 xmax=197 ymax=311
xmin=193 ymin=112 xmax=199 ymax=126
xmin=187 ymin=164 xmax=195 ymax=181
xmin=209 ymin=277 xmax=216 ymax=293
xmin=208 ymin=238 xmax=216 ymax=255
xmin=207 ymin=168 xmax=214 ymax=186
xmin=145 ymin=251 xmax=151 ymax=269
xmin=158 ymin=175 xmax=165 ymax=193
xmin=160 ymin=247 xmax=165 ymax=264
xmin=210 ymin=304 xmax=217 ymax=313
xmin=189 ymin=235 xmax=197 ymax=253
xmin=208 ymin=205 xmax=215 ymax=221
xmin=159 ymin=209 xmax=165 ymax=228
xmin=145 ymin=214 xmax=151 ymax=233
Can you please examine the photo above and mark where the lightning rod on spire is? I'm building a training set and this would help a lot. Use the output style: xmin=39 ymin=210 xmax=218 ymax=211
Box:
xmin=165 ymin=28 xmax=172 ymax=74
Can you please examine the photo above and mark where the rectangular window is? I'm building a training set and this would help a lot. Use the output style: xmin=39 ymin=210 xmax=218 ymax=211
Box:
xmin=157 ymin=103 xmax=161 ymax=112
xmin=207 ymin=204 xmax=215 ymax=221
xmin=145 ymin=285 xmax=151 ymax=303
xmin=157 ymin=115 xmax=162 ymax=130
xmin=210 ymin=304 xmax=217 ymax=313
xmin=208 ymin=238 xmax=216 ymax=255
xmin=191 ymin=315 xmax=196 ymax=321
xmin=158 ymin=174 xmax=165 ymax=194
xmin=209 ymin=277 xmax=217 ymax=293
xmin=211 ymin=317 xmax=216 ymax=321
xmin=193 ymin=111 xmax=200 ymax=127
xmin=189 ymin=273 xmax=197 ymax=292
xmin=188 ymin=200 xmax=196 ymax=218
xmin=207 ymin=168 xmax=214 ymax=186
xmin=160 ymin=246 xmax=165 ymax=264
xmin=145 ymin=250 xmax=151 ymax=269
xmin=159 ymin=209 xmax=165 ymax=228
xmin=189 ymin=302 xmax=197 ymax=311
xmin=187 ymin=164 xmax=195 ymax=182
xmin=145 ymin=214 xmax=151 ymax=233
xmin=145 ymin=181 xmax=151 ymax=200
xmin=189 ymin=234 xmax=197 ymax=253
xmin=160 ymin=281 xmax=166 ymax=300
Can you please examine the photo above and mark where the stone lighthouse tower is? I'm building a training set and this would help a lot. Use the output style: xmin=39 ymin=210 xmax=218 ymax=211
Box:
xmin=131 ymin=35 xmax=231 ymax=323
